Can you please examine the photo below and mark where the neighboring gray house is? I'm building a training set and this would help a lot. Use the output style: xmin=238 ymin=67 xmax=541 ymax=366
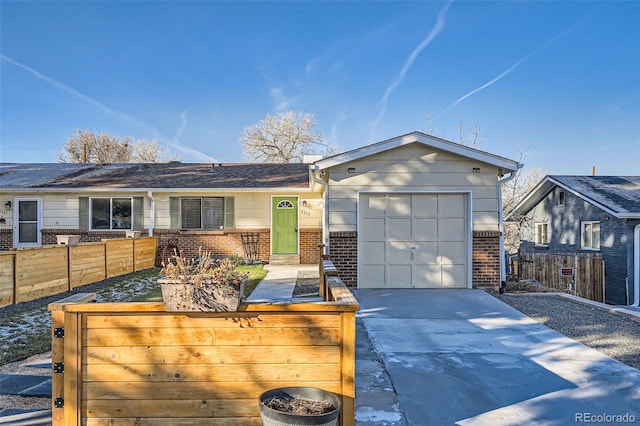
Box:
xmin=0 ymin=131 xmax=521 ymax=289
xmin=510 ymin=176 xmax=640 ymax=305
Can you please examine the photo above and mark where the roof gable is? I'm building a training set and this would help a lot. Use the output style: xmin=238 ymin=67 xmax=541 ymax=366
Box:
xmin=314 ymin=131 xmax=521 ymax=173
xmin=511 ymin=175 xmax=640 ymax=219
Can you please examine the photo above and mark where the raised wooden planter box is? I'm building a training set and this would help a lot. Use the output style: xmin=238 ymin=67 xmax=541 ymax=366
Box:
xmin=49 ymin=275 xmax=358 ymax=426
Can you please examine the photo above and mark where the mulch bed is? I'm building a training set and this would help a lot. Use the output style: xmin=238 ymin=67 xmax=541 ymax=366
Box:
xmin=263 ymin=396 xmax=336 ymax=415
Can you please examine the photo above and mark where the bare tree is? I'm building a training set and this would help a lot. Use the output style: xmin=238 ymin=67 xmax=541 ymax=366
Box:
xmin=457 ymin=119 xmax=485 ymax=148
xmin=502 ymin=149 xmax=544 ymax=255
xmin=241 ymin=111 xmax=335 ymax=163
xmin=58 ymin=130 xmax=171 ymax=163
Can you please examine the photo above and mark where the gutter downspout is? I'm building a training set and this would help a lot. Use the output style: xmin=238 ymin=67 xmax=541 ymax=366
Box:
xmin=634 ymin=224 xmax=640 ymax=306
xmin=498 ymin=170 xmax=518 ymax=293
xmin=312 ymin=165 xmax=329 ymax=251
xmin=147 ymin=191 xmax=155 ymax=237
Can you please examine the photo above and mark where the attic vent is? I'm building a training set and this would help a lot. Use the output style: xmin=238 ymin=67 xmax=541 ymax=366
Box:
xmin=347 ymin=167 xmax=356 ymax=173
xmin=211 ymin=163 xmax=223 ymax=171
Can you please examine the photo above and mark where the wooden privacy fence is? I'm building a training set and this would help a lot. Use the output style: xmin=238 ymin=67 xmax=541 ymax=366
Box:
xmin=48 ymin=260 xmax=359 ymax=426
xmin=0 ymin=237 xmax=158 ymax=307
xmin=519 ymin=252 xmax=605 ymax=302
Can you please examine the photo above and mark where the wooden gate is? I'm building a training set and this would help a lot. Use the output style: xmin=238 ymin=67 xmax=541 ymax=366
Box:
xmin=519 ymin=253 xmax=604 ymax=302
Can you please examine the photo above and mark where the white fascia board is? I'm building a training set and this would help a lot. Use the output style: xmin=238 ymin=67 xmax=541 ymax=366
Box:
xmin=315 ymin=132 xmax=521 ymax=172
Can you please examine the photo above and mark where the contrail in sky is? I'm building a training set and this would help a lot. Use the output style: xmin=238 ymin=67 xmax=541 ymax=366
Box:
xmin=1 ymin=53 xmax=128 ymax=119
xmin=370 ymin=1 xmax=452 ymax=141
xmin=437 ymin=53 xmax=535 ymax=117
xmin=437 ymin=20 xmax=586 ymax=118
xmin=2 ymin=53 xmax=216 ymax=162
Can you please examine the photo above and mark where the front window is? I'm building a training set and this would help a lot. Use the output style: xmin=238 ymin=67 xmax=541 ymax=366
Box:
xmin=91 ymin=197 xmax=132 ymax=230
xmin=581 ymin=221 xmax=600 ymax=250
xmin=181 ymin=197 xmax=224 ymax=230
xmin=535 ymin=222 xmax=549 ymax=245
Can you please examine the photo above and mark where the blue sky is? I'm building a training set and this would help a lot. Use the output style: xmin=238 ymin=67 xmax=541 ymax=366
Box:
xmin=1 ymin=1 xmax=639 ymax=175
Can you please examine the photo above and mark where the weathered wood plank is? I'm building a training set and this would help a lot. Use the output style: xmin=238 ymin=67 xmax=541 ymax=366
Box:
xmin=84 ymin=326 xmax=341 ymax=346
xmin=84 ymin=345 xmax=341 ymax=366
xmin=104 ymin=239 xmax=134 ymax=278
xmin=0 ymin=252 xmax=15 ymax=308
xmin=15 ymin=245 xmax=69 ymax=303
xmin=84 ymin=363 xmax=341 ymax=382
xmin=84 ymin=312 xmax=341 ymax=328
xmin=85 ymin=417 xmax=262 ymax=425
xmin=134 ymin=237 xmax=158 ymax=271
xmin=84 ymin=381 xmax=340 ymax=400
xmin=69 ymin=243 xmax=106 ymax=288
xmin=85 ymin=398 xmax=258 ymax=418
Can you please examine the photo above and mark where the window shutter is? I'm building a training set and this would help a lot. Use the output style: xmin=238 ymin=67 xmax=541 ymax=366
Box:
xmin=133 ymin=197 xmax=144 ymax=229
xmin=224 ymin=196 xmax=235 ymax=229
xmin=79 ymin=197 xmax=89 ymax=229
xmin=170 ymin=197 xmax=180 ymax=229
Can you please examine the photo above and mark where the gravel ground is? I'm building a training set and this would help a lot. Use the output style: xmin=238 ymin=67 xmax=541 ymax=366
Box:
xmin=493 ymin=292 xmax=640 ymax=370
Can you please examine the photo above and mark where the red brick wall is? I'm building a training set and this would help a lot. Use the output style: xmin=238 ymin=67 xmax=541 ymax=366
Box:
xmin=328 ymin=232 xmax=357 ymax=287
xmin=299 ymin=228 xmax=322 ymax=264
xmin=472 ymin=231 xmax=501 ymax=288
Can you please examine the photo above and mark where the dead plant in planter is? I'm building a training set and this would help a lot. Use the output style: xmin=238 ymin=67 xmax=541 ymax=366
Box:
xmin=160 ymin=250 xmax=248 ymax=312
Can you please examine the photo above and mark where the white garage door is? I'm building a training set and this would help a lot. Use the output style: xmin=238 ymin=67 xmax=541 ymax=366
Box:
xmin=359 ymin=193 xmax=469 ymax=288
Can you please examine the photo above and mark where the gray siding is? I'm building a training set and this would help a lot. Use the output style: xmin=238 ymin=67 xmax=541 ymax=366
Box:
xmin=521 ymin=186 xmax=635 ymax=305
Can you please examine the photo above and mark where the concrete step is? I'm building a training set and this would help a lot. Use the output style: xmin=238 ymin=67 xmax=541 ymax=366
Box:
xmin=269 ymin=255 xmax=300 ymax=265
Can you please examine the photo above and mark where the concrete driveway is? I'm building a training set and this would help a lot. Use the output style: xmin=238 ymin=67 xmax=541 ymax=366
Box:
xmin=353 ymin=289 xmax=640 ymax=426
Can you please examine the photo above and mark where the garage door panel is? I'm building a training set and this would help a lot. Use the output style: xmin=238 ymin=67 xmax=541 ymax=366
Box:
xmin=361 ymin=218 xmax=385 ymax=240
xmin=387 ymin=218 xmax=411 ymax=240
xmin=361 ymin=264 xmax=386 ymax=287
xmin=441 ymin=264 xmax=467 ymax=287
xmin=413 ymin=194 xmax=438 ymax=215
xmin=388 ymin=194 xmax=411 ymax=216
xmin=440 ymin=218 xmax=466 ymax=240
xmin=362 ymin=194 xmax=387 ymax=216
xmin=438 ymin=194 xmax=465 ymax=215
xmin=412 ymin=264 xmax=442 ymax=288
xmin=388 ymin=264 xmax=412 ymax=287
xmin=387 ymin=241 xmax=412 ymax=262
xmin=414 ymin=242 xmax=438 ymax=263
xmin=412 ymin=218 xmax=437 ymax=241
xmin=361 ymin=241 xmax=385 ymax=263
xmin=439 ymin=241 xmax=466 ymax=265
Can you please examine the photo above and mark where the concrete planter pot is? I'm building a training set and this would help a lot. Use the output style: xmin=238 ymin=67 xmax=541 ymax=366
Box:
xmin=158 ymin=277 xmax=246 ymax=312
xmin=259 ymin=387 xmax=342 ymax=426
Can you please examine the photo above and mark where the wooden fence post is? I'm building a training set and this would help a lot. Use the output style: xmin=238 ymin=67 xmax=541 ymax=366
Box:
xmin=48 ymin=293 xmax=96 ymax=426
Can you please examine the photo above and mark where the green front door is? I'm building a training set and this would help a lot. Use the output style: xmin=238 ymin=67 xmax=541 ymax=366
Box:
xmin=272 ymin=196 xmax=298 ymax=254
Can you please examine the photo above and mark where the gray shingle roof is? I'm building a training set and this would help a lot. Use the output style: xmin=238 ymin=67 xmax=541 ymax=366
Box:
xmin=0 ymin=162 xmax=311 ymax=190
xmin=511 ymin=175 xmax=640 ymax=219
xmin=549 ymin=175 xmax=640 ymax=216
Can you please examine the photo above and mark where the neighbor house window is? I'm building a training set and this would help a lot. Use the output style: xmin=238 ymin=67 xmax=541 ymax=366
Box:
xmin=91 ymin=197 xmax=132 ymax=230
xmin=170 ymin=197 xmax=234 ymax=230
xmin=535 ymin=222 xmax=549 ymax=245
xmin=558 ymin=190 xmax=565 ymax=206
xmin=581 ymin=221 xmax=600 ymax=250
